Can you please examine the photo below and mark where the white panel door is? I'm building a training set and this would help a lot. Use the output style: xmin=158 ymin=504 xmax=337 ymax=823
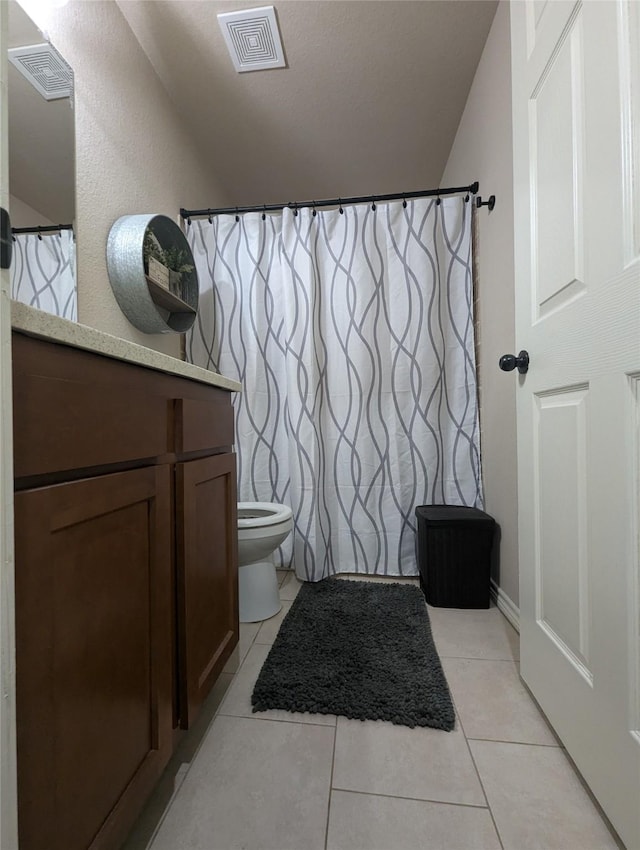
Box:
xmin=0 ymin=3 xmax=18 ymax=849
xmin=512 ymin=1 xmax=640 ymax=847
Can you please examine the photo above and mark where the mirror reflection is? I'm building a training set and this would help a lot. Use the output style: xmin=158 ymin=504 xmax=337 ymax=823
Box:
xmin=8 ymin=0 xmax=77 ymax=320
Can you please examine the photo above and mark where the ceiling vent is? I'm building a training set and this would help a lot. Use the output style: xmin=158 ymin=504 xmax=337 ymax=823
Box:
xmin=8 ymin=42 xmax=73 ymax=101
xmin=217 ymin=6 xmax=286 ymax=73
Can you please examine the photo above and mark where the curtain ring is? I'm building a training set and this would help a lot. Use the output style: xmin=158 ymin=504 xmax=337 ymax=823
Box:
xmin=339 ymin=198 xmax=343 ymax=215
xmin=371 ymin=199 xmax=376 ymax=211
xmin=208 ymin=212 xmax=213 ymax=224
xmin=312 ymin=200 xmax=317 ymax=218
xmin=235 ymin=207 xmax=240 ymax=223
xmin=464 ymin=192 xmax=470 ymax=203
xmin=293 ymin=202 xmax=298 ymax=217
xmin=262 ymin=205 xmax=266 ymax=221
xmin=187 ymin=216 xmax=192 ymax=227
xmin=436 ymin=190 xmax=441 ymax=206
xmin=402 ymin=194 xmax=407 ymax=209
xmin=37 ymin=231 xmax=42 ymax=240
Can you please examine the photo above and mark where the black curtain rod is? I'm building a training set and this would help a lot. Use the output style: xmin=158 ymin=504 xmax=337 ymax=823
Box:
xmin=11 ymin=223 xmax=74 ymax=235
xmin=180 ymin=181 xmax=480 ymax=220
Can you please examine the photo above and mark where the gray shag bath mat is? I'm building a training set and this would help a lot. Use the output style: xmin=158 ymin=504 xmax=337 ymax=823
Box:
xmin=251 ymin=578 xmax=455 ymax=730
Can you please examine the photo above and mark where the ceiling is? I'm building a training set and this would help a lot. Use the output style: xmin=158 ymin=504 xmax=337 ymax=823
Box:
xmin=117 ymin=0 xmax=499 ymax=209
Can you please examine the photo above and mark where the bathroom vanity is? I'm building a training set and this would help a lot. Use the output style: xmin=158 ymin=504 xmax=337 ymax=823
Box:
xmin=10 ymin=303 xmax=241 ymax=850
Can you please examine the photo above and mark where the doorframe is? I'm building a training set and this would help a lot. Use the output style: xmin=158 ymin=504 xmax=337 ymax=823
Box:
xmin=0 ymin=1 xmax=19 ymax=847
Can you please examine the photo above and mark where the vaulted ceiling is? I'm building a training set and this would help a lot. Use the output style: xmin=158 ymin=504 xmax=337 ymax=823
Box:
xmin=118 ymin=0 xmax=499 ymax=208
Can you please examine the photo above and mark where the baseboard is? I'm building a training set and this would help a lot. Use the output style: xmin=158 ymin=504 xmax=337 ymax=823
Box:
xmin=490 ymin=579 xmax=520 ymax=633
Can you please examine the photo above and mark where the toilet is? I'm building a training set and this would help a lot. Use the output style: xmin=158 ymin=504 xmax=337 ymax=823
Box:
xmin=237 ymin=502 xmax=293 ymax=622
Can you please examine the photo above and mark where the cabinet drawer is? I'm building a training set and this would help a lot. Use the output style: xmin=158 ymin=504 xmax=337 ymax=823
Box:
xmin=176 ymin=397 xmax=234 ymax=454
xmin=13 ymin=375 xmax=170 ymax=478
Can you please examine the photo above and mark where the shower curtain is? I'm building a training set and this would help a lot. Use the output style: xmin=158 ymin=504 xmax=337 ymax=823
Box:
xmin=187 ymin=196 xmax=481 ymax=581
xmin=11 ymin=230 xmax=77 ymax=321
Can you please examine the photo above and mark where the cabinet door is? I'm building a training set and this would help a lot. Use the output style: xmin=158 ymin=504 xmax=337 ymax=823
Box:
xmin=176 ymin=453 xmax=238 ymax=728
xmin=15 ymin=466 xmax=173 ymax=850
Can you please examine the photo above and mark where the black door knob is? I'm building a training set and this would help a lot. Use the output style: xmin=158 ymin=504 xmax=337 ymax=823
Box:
xmin=499 ymin=350 xmax=529 ymax=374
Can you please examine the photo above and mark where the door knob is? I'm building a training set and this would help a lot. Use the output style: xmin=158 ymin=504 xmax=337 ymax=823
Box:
xmin=499 ymin=350 xmax=529 ymax=374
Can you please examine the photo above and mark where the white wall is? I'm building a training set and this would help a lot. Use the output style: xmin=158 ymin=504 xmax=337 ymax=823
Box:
xmin=40 ymin=1 xmax=229 ymax=357
xmin=9 ymin=194 xmax=53 ymax=228
xmin=441 ymin=1 xmax=519 ymax=607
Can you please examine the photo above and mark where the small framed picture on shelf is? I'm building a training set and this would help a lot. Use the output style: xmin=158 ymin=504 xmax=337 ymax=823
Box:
xmin=168 ymin=269 xmax=183 ymax=297
xmin=148 ymin=256 xmax=170 ymax=290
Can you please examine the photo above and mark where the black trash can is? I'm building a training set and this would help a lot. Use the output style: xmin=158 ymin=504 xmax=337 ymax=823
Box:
xmin=415 ymin=505 xmax=496 ymax=608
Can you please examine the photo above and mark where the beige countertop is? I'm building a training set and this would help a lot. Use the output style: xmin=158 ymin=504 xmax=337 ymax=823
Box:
xmin=11 ymin=301 xmax=242 ymax=393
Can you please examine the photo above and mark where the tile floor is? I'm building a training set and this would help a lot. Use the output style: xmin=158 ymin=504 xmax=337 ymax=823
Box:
xmin=123 ymin=573 xmax=623 ymax=850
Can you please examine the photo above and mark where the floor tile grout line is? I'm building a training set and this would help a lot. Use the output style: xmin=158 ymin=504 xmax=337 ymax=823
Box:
xmin=239 ymin=626 xmax=260 ymax=666
xmin=330 ymin=786 xmax=492 ymax=811
xmin=441 ymin=657 xmax=560 ymax=749
xmin=466 ymin=735 xmax=563 ymax=749
xmin=466 ymin=747 xmax=506 ymax=850
xmin=220 ymin=619 xmax=264 ymax=695
xmin=216 ymin=627 xmax=263 ymax=720
xmin=216 ymin=710 xmax=337 ymax=728
xmin=215 ymin=714 xmax=336 ymax=729
xmin=441 ymin=656 xmax=521 ymax=665
xmin=434 ymin=656 xmax=520 ymax=664
xmin=454 ymin=695 xmax=506 ymax=850
xmin=324 ymin=723 xmax=339 ymax=850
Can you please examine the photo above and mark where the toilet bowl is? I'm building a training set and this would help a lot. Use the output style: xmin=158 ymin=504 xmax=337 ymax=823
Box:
xmin=237 ymin=502 xmax=293 ymax=622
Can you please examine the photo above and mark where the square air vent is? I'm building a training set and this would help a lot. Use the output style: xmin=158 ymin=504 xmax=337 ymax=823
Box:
xmin=8 ymin=42 xmax=72 ymax=100
xmin=217 ymin=6 xmax=286 ymax=73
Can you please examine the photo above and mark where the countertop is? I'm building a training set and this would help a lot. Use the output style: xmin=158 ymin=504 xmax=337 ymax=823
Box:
xmin=11 ymin=301 xmax=242 ymax=393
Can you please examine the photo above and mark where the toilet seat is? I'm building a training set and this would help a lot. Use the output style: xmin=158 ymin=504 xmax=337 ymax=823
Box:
xmin=237 ymin=501 xmax=293 ymax=529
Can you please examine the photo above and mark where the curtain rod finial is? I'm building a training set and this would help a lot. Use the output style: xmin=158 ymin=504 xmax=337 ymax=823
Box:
xmin=476 ymin=195 xmax=495 ymax=211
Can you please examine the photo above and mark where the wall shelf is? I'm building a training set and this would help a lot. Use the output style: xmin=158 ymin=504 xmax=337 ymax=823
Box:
xmin=107 ymin=214 xmax=199 ymax=334
xmin=146 ymin=277 xmax=197 ymax=316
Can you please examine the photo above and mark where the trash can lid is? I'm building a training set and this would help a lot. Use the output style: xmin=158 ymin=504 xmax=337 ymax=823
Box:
xmin=415 ymin=505 xmax=495 ymax=525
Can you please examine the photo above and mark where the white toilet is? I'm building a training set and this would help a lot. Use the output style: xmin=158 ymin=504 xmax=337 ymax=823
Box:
xmin=237 ymin=502 xmax=293 ymax=622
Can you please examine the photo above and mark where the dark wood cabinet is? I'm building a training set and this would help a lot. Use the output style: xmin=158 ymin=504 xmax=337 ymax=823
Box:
xmin=177 ymin=453 xmax=238 ymax=728
xmin=12 ymin=331 xmax=239 ymax=850
xmin=15 ymin=467 xmax=173 ymax=850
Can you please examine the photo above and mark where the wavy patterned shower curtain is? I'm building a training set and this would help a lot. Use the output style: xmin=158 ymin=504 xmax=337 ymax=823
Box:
xmin=187 ymin=197 xmax=482 ymax=581
xmin=10 ymin=231 xmax=77 ymax=320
